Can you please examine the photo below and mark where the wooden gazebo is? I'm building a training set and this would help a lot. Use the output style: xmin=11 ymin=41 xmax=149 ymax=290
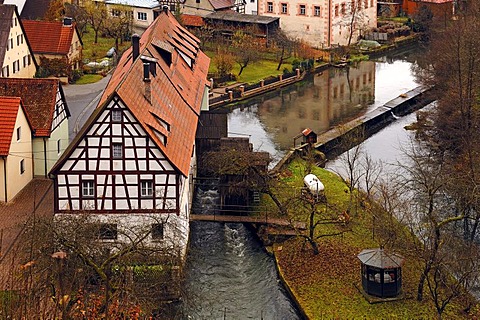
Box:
xmin=357 ymin=248 xmax=404 ymax=298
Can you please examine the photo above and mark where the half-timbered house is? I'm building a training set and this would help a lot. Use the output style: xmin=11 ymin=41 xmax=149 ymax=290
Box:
xmin=0 ymin=78 xmax=70 ymax=177
xmin=49 ymin=8 xmax=210 ymax=259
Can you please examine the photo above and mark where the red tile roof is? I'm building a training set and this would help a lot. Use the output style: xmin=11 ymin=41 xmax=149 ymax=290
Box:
xmin=22 ymin=20 xmax=76 ymax=55
xmin=181 ymin=14 xmax=204 ymax=27
xmin=208 ymin=0 xmax=235 ymax=10
xmin=0 ymin=97 xmax=22 ymax=156
xmin=55 ymin=10 xmax=210 ymax=177
xmin=0 ymin=78 xmax=67 ymax=137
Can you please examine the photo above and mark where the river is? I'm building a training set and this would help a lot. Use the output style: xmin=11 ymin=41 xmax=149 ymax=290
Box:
xmin=181 ymin=49 xmax=422 ymax=319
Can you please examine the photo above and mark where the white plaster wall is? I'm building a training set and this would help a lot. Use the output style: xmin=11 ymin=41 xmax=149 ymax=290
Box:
xmin=32 ymin=119 xmax=69 ymax=177
xmin=55 ymin=212 xmax=190 ymax=260
xmin=5 ymin=105 xmax=32 ymax=201
xmin=245 ymin=0 xmax=258 ymax=14
xmin=258 ymin=0 xmax=377 ymax=48
xmin=2 ymin=11 xmax=37 ymax=78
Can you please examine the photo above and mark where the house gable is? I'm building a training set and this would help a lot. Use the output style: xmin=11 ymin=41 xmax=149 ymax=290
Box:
xmin=0 ymin=77 xmax=70 ymax=137
xmin=53 ymin=94 xmax=179 ymax=213
xmin=0 ymin=96 xmax=33 ymax=202
xmin=0 ymin=4 xmax=37 ymax=77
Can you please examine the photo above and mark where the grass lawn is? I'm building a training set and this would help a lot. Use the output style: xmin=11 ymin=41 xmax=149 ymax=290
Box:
xmin=206 ymin=50 xmax=296 ymax=84
xmin=264 ymin=158 xmax=478 ymax=319
xmin=74 ymin=74 xmax=104 ymax=84
xmin=81 ymin=27 xmax=130 ymax=62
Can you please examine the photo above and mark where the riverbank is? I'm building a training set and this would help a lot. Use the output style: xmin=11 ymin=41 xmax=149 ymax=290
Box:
xmin=208 ymin=34 xmax=420 ymax=110
xmin=264 ymin=159 xmax=477 ymax=319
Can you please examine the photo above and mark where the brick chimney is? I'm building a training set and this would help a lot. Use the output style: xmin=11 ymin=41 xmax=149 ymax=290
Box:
xmin=132 ymin=34 xmax=140 ymax=61
xmin=63 ymin=17 xmax=72 ymax=27
xmin=143 ymin=62 xmax=151 ymax=103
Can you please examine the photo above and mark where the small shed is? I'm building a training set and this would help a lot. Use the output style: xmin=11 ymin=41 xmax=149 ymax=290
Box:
xmin=294 ymin=128 xmax=317 ymax=147
xmin=357 ymin=248 xmax=404 ymax=298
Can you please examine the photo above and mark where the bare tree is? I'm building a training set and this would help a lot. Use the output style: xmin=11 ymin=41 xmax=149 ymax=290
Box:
xmin=336 ymin=0 xmax=371 ymax=46
xmin=101 ymin=4 xmax=133 ymax=52
xmin=231 ymin=30 xmax=261 ymax=76
xmin=83 ymin=0 xmax=108 ymax=44
xmin=271 ymin=30 xmax=294 ymax=71
xmin=8 ymin=212 xmax=184 ymax=319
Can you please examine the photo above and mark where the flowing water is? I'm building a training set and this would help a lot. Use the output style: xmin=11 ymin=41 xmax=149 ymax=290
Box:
xmin=181 ymin=188 xmax=300 ymax=319
xmin=181 ymin=49 xmax=422 ymax=319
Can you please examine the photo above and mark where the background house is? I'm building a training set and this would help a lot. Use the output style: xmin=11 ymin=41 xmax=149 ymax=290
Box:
xmin=0 ymin=78 xmax=70 ymax=177
xmin=100 ymin=0 xmax=162 ymax=34
xmin=22 ymin=18 xmax=83 ymax=81
xmin=182 ymin=0 xmax=245 ymax=17
xmin=49 ymin=9 xmax=210 ymax=259
xmin=0 ymin=4 xmax=37 ymax=78
xmin=0 ymin=97 xmax=33 ymax=202
xmin=258 ymin=0 xmax=377 ymax=48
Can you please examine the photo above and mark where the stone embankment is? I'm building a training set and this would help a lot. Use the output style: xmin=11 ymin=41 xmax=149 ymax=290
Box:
xmin=208 ymin=65 xmax=330 ymax=109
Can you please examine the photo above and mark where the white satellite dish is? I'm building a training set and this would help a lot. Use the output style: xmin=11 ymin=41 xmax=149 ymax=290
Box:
xmin=303 ymin=174 xmax=324 ymax=194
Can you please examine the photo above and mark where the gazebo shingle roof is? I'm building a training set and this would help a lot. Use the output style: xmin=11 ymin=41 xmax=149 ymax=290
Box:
xmin=357 ymin=248 xmax=404 ymax=269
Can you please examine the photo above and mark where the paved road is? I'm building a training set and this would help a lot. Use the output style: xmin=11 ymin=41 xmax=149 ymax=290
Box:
xmin=62 ymin=74 xmax=112 ymax=141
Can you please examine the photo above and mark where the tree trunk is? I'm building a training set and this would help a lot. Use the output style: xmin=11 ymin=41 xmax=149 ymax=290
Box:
xmin=277 ymin=47 xmax=285 ymax=71
xmin=238 ymin=64 xmax=246 ymax=76
xmin=417 ymin=225 xmax=440 ymax=301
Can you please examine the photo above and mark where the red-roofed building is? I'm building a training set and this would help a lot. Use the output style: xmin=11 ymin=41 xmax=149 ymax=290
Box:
xmin=181 ymin=14 xmax=205 ymax=27
xmin=49 ymin=9 xmax=210 ymax=259
xmin=401 ymin=0 xmax=454 ymax=17
xmin=22 ymin=18 xmax=83 ymax=81
xmin=0 ymin=78 xmax=70 ymax=177
xmin=0 ymin=96 xmax=34 ymax=202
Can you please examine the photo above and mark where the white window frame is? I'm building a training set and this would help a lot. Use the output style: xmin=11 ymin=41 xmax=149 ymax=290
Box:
xmin=141 ymin=180 xmax=153 ymax=197
xmin=281 ymin=3 xmax=287 ymax=14
xmin=20 ymin=159 xmax=25 ymax=174
xmin=82 ymin=180 xmax=95 ymax=197
xmin=137 ymin=12 xmax=147 ymax=21
xmin=299 ymin=4 xmax=306 ymax=15
xmin=314 ymin=6 xmax=320 ymax=16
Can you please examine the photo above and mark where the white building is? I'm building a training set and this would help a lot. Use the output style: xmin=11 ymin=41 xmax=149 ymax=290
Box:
xmin=258 ymin=0 xmax=377 ymax=48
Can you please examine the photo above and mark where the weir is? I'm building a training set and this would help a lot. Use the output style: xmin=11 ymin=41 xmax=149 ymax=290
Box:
xmin=272 ymin=85 xmax=434 ymax=172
